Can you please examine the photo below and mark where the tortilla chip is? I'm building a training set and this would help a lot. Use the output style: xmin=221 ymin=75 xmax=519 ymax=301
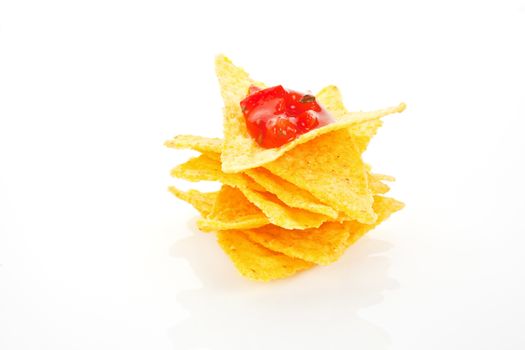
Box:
xmin=168 ymin=135 xmax=387 ymax=210
xmin=165 ymin=135 xmax=223 ymax=154
xmin=217 ymin=230 xmax=314 ymax=281
xmin=244 ymin=195 xmax=403 ymax=265
xmin=216 ymin=55 xmax=405 ymax=173
xmin=168 ymin=186 xmax=217 ymax=217
xmin=171 ymin=154 xmax=265 ymax=192
xmin=264 ymin=130 xmax=376 ymax=224
xmin=243 ymin=221 xmax=352 ymax=265
xmin=197 ymin=185 xmax=268 ymax=232
xmin=372 ymin=173 xmax=396 ymax=182
xmin=166 ymin=135 xmax=223 ymax=153
xmin=345 ymin=196 xmax=405 ymax=248
xmin=173 ymin=153 xmax=333 ymax=229
xmin=368 ymin=174 xmax=391 ymax=195
xmin=316 ymin=85 xmax=383 ymax=154
xmin=244 ymin=167 xmax=339 ymax=219
xmin=239 ymin=187 xmax=332 ymax=230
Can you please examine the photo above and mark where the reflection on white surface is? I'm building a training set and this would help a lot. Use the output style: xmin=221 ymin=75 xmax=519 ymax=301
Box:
xmin=169 ymin=223 xmax=398 ymax=350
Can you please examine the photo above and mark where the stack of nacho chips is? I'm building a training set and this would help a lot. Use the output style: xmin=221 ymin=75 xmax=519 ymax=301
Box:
xmin=166 ymin=56 xmax=405 ymax=281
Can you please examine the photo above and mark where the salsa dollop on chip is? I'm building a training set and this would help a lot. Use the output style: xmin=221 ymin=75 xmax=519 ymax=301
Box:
xmin=240 ymin=85 xmax=335 ymax=148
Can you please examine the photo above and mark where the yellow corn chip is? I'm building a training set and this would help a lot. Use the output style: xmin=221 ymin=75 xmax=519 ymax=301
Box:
xmin=239 ymin=187 xmax=332 ymax=230
xmin=168 ymin=186 xmax=217 ymax=217
xmin=243 ymin=221 xmax=352 ymax=265
xmin=243 ymin=196 xmax=403 ymax=265
xmin=264 ymin=130 xmax=376 ymax=224
xmin=345 ymin=196 xmax=405 ymax=248
xmin=316 ymin=85 xmax=383 ymax=154
xmin=168 ymin=135 xmax=386 ymax=213
xmin=164 ymin=135 xmax=223 ymax=154
xmin=173 ymin=154 xmax=333 ymax=229
xmin=372 ymin=173 xmax=396 ymax=182
xmin=171 ymin=154 xmax=265 ymax=192
xmin=368 ymin=174 xmax=391 ymax=195
xmin=217 ymin=230 xmax=314 ymax=281
xmin=244 ymin=167 xmax=339 ymax=219
xmin=197 ymin=185 xmax=268 ymax=232
xmin=166 ymin=135 xmax=223 ymax=153
xmin=216 ymin=55 xmax=405 ymax=173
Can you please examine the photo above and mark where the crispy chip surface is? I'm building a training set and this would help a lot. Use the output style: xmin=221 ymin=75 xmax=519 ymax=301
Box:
xmin=173 ymin=153 xmax=334 ymax=229
xmin=244 ymin=168 xmax=338 ymax=218
xmin=264 ymin=130 xmax=377 ymax=224
xmin=197 ymin=185 xmax=268 ymax=232
xmin=168 ymin=135 xmax=388 ymax=212
xmin=168 ymin=187 xmax=217 ymax=217
xmin=217 ymin=230 xmax=314 ymax=281
xmin=345 ymin=196 xmax=405 ymax=248
xmin=242 ymin=196 xmax=403 ymax=265
xmin=171 ymin=154 xmax=265 ymax=192
xmin=372 ymin=173 xmax=396 ymax=182
xmin=239 ymin=187 xmax=332 ymax=230
xmin=368 ymin=174 xmax=391 ymax=195
xmin=165 ymin=135 xmax=223 ymax=153
xmin=243 ymin=221 xmax=352 ymax=265
xmin=316 ymin=85 xmax=384 ymax=154
xmin=216 ymin=55 xmax=405 ymax=173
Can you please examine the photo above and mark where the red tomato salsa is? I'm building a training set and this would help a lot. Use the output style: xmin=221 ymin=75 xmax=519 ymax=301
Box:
xmin=240 ymin=85 xmax=335 ymax=148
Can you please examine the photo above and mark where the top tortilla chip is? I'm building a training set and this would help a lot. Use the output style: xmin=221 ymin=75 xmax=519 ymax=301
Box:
xmin=316 ymin=85 xmax=383 ymax=153
xmin=215 ymin=55 xmax=405 ymax=173
xmin=165 ymin=135 xmax=223 ymax=154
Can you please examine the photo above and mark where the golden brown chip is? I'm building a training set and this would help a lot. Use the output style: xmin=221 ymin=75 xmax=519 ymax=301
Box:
xmin=166 ymin=135 xmax=223 ymax=153
xmin=368 ymin=174 xmax=391 ymax=195
xmin=168 ymin=186 xmax=217 ymax=217
xmin=264 ymin=130 xmax=377 ymax=224
xmin=345 ymin=196 xmax=405 ymax=248
xmin=164 ymin=135 xmax=223 ymax=154
xmin=372 ymin=173 xmax=396 ymax=182
xmin=243 ymin=196 xmax=403 ymax=265
xmin=244 ymin=167 xmax=339 ymax=219
xmin=243 ymin=221 xmax=352 ymax=265
xmin=168 ymin=134 xmax=387 ymax=213
xmin=216 ymin=55 xmax=405 ymax=173
xmin=171 ymin=154 xmax=265 ymax=192
xmin=217 ymin=230 xmax=314 ymax=281
xmin=173 ymin=153 xmax=334 ymax=229
xmin=239 ymin=187 xmax=332 ymax=230
xmin=316 ymin=85 xmax=384 ymax=154
xmin=196 ymin=185 xmax=268 ymax=232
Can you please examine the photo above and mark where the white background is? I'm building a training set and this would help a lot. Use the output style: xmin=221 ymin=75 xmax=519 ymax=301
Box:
xmin=1 ymin=0 xmax=524 ymax=349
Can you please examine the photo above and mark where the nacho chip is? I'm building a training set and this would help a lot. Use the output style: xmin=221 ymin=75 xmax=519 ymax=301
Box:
xmin=240 ymin=187 xmax=332 ymax=230
xmin=171 ymin=154 xmax=265 ymax=192
xmin=243 ymin=196 xmax=403 ymax=265
xmin=372 ymin=173 xmax=396 ymax=182
xmin=174 ymin=154 xmax=333 ymax=229
xmin=216 ymin=55 xmax=405 ymax=173
xmin=243 ymin=221 xmax=352 ymax=265
xmin=316 ymin=85 xmax=383 ymax=153
xmin=164 ymin=134 xmax=223 ymax=154
xmin=168 ymin=186 xmax=217 ymax=217
xmin=197 ymin=185 xmax=268 ymax=232
xmin=244 ymin=167 xmax=338 ymax=219
xmin=217 ymin=230 xmax=314 ymax=281
xmin=264 ymin=130 xmax=377 ymax=224
xmin=345 ymin=196 xmax=405 ymax=248
xmin=166 ymin=135 xmax=223 ymax=153
xmin=168 ymin=135 xmax=387 ymax=211
xmin=368 ymin=174 xmax=391 ymax=195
